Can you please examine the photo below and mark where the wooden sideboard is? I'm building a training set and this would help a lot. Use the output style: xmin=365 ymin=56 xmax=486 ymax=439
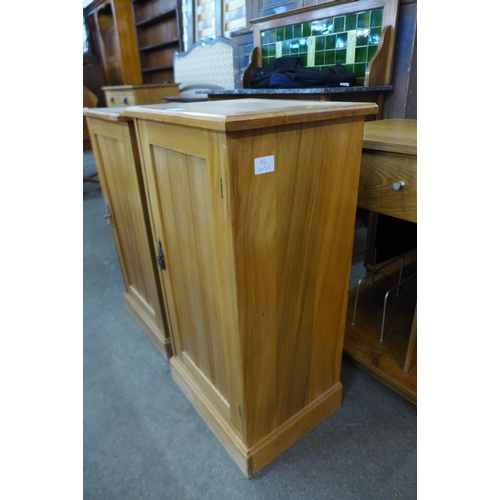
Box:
xmin=103 ymin=83 xmax=180 ymax=107
xmin=84 ymin=106 xmax=172 ymax=359
xmin=206 ymin=86 xmax=391 ymax=120
xmin=124 ymin=98 xmax=378 ymax=476
xmin=344 ymin=119 xmax=417 ymax=404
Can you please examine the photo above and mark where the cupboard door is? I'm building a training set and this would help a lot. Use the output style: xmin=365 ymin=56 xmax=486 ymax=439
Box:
xmin=137 ymin=121 xmax=231 ymax=414
xmin=88 ymin=119 xmax=167 ymax=344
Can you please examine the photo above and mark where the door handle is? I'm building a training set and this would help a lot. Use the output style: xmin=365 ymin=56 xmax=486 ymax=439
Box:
xmin=156 ymin=238 xmax=166 ymax=271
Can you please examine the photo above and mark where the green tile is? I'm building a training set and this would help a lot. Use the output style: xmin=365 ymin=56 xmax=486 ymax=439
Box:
xmin=262 ymin=56 xmax=270 ymax=67
xmin=269 ymin=29 xmax=277 ymax=43
xmin=324 ymin=50 xmax=335 ymax=65
xmin=333 ymin=16 xmax=345 ymax=33
xmin=299 ymin=53 xmax=308 ymax=66
xmin=315 ymin=36 xmax=325 ymax=51
xmin=299 ymin=38 xmax=308 ymax=53
xmin=354 ymin=63 xmax=366 ymax=77
xmin=262 ymin=31 xmax=269 ymax=44
xmin=315 ymin=51 xmax=325 ymax=65
xmin=325 ymin=34 xmax=336 ymax=50
xmin=355 ymin=46 xmax=368 ymax=63
xmin=357 ymin=11 xmax=370 ymax=29
xmin=268 ymin=43 xmax=276 ymax=57
xmin=336 ymin=33 xmax=347 ymax=49
xmin=369 ymin=27 xmax=381 ymax=45
xmin=282 ymin=40 xmax=290 ymax=56
xmin=293 ymin=24 xmax=302 ymax=38
xmin=261 ymin=46 xmax=268 ymax=58
xmin=356 ymin=30 xmax=369 ymax=47
xmin=325 ymin=18 xmax=334 ymax=34
xmin=284 ymin=25 xmax=293 ymax=40
xmin=290 ymin=40 xmax=299 ymax=54
xmin=335 ymin=49 xmax=347 ymax=64
xmin=276 ymin=28 xmax=284 ymax=42
xmin=312 ymin=20 xmax=323 ymax=36
xmin=370 ymin=9 xmax=383 ymax=28
xmin=303 ymin=22 xmax=312 ymax=37
xmin=346 ymin=14 xmax=357 ymax=31
xmin=368 ymin=45 xmax=378 ymax=61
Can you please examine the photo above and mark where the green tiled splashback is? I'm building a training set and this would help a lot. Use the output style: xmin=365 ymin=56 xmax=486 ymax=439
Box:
xmin=261 ymin=8 xmax=383 ymax=78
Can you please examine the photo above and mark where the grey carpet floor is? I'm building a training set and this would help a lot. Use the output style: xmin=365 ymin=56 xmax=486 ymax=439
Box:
xmin=83 ymin=150 xmax=417 ymax=500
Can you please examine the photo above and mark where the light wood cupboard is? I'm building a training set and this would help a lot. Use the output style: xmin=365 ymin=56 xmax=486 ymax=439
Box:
xmin=124 ymin=99 xmax=378 ymax=476
xmin=84 ymin=106 xmax=172 ymax=359
xmin=357 ymin=119 xmax=417 ymax=223
xmin=103 ymin=83 xmax=180 ymax=107
xmin=344 ymin=119 xmax=417 ymax=404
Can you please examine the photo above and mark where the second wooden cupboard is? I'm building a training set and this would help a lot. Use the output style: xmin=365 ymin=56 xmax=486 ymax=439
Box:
xmin=84 ymin=106 xmax=172 ymax=359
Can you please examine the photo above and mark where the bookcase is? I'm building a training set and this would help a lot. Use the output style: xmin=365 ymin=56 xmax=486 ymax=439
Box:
xmin=132 ymin=0 xmax=184 ymax=84
xmin=83 ymin=0 xmax=142 ymax=85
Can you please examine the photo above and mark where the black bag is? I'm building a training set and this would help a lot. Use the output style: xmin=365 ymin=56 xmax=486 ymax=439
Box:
xmin=250 ymin=57 xmax=357 ymax=89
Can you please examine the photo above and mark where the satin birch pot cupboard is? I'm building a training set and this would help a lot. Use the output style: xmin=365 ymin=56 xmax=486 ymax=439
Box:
xmin=83 ymin=106 xmax=172 ymax=359
xmin=125 ymin=99 xmax=378 ymax=477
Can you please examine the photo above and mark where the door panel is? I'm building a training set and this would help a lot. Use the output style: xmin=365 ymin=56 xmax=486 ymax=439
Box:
xmin=94 ymin=130 xmax=165 ymax=335
xmin=148 ymin=144 xmax=230 ymax=401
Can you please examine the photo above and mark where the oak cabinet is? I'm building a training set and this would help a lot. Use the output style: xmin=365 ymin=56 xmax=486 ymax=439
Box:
xmin=103 ymin=83 xmax=180 ymax=107
xmin=84 ymin=106 xmax=172 ymax=359
xmin=357 ymin=119 xmax=417 ymax=223
xmin=125 ymin=99 xmax=377 ymax=476
xmin=344 ymin=119 xmax=417 ymax=404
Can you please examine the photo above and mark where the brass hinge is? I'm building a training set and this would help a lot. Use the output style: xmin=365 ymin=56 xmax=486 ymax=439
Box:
xmin=104 ymin=204 xmax=112 ymax=226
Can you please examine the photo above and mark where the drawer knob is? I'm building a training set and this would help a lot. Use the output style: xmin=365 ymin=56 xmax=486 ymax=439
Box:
xmin=392 ymin=181 xmax=405 ymax=191
xmin=123 ymin=97 xmax=128 ymax=104
xmin=110 ymin=97 xmax=115 ymax=103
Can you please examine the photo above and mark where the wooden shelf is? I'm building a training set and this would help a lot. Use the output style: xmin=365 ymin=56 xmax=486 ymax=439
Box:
xmin=135 ymin=9 xmax=177 ymax=28
xmin=132 ymin=0 xmax=182 ymax=84
xmin=139 ymin=38 xmax=181 ymax=52
xmin=141 ymin=65 xmax=174 ymax=73
xmin=343 ymin=250 xmax=417 ymax=404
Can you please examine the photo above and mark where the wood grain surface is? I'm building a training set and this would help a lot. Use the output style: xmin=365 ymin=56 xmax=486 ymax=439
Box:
xmin=134 ymin=99 xmax=375 ymax=475
xmin=85 ymin=113 xmax=171 ymax=358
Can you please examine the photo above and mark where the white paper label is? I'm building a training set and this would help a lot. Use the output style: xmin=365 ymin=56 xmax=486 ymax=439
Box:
xmin=254 ymin=155 xmax=275 ymax=175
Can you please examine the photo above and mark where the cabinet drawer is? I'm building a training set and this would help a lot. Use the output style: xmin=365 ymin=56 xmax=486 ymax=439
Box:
xmin=357 ymin=150 xmax=417 ymax=223
xmin=104 ymin=85 xmax=180 ymax=107
xmin=105 ymin=92 xmax=136 ymax=107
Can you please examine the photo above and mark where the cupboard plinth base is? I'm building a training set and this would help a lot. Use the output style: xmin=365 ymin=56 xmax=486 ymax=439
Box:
xmin=124 ymin=292 xmax=172 ymax=360
xmin=170 ymin=356 xmax=343 ymax=477
xmin=343 ymin=348 xmax=416 ymax=405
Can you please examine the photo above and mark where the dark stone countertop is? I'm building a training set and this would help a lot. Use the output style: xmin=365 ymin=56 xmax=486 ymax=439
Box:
xmin=204 ymin=85 xmax=392 ymax=96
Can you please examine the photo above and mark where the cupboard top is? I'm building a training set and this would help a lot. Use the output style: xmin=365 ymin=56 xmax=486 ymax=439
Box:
xmin=123 ymin=98 xmax=378 ymax=131
xmin=102 ymin=84 xmax=180 ymax=91
xmin=83 ymin=107 xmax=131 ymax=122
xmin=363 ymin=119 xmax=417 ymax=155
